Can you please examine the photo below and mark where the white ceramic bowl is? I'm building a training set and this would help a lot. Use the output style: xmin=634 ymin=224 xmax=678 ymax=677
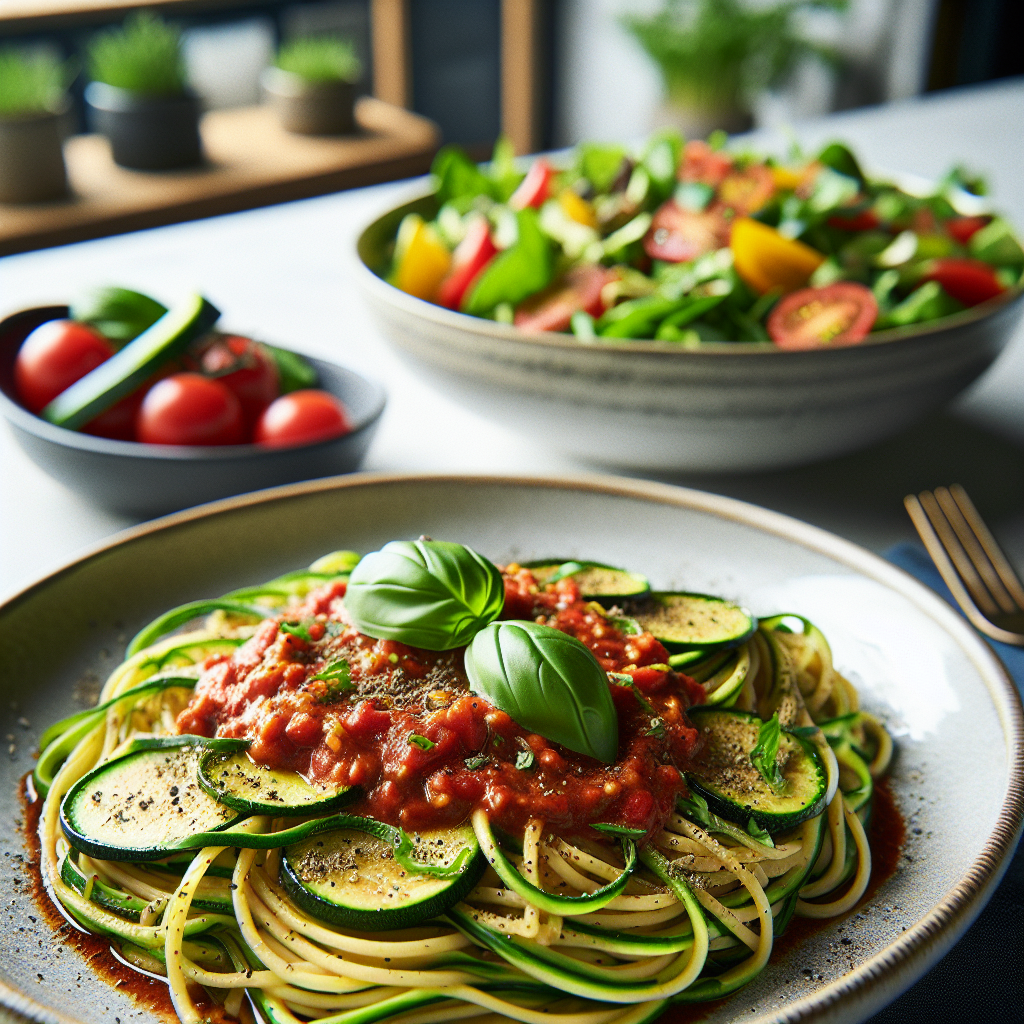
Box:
xmin=355 ymin=194 xmax=1024 ymax=472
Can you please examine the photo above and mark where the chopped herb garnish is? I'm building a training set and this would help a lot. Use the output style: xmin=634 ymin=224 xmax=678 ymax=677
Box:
xmin=464 ymin=754 xmax=489 ymax=770
xmin=408 ymin=734 xmax=435 ymax=751
xmin=280 ymin=620 xmax=314 ymax=642
xmin=747 ymin=817 xmax=774 ymax=845
xmin=750 ymin=712 xmax=788 ymax=793
xmin=324 ymin=621 xmax=344 ymax=638
xmin=309 ymin=659 xmax=353 ymax=700
xmin=610 ymin=673 xmax=665 ymax=737
xmin=677 ymin=792 xmax=712 ymax=828
xmin=515 ymin=750 xmax=535 ymax=771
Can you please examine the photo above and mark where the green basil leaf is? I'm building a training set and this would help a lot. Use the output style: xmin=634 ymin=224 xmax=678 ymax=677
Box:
xmin=749 ymin=712 xmax=787 ymax=793
xmin=465 ymin=754 xmax=489 ymax=770
xmin=345 ymin=539 xmax=504 ymax=650
xmin=70 ymin=286 xmax=167 ymax=346
xmin=676 ymin=792 xmax=712 ymax=828
xmin=747 ymin=817 xmax=774 ymax=845
xmin=514 ymin=750 xmax=534 ymax=771
xmin=465 ymin=620 xmax=618 ymax=763
xmin=408 ymin=733 xmax=435 ymax=751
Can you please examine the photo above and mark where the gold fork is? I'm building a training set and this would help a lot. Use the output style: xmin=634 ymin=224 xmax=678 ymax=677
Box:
xmin=904 ymin=484 xmax=1024 ymax=647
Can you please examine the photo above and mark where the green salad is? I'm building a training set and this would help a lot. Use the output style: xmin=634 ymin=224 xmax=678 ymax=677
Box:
xmin=386 ymin=134 xmax=1024 ymax=349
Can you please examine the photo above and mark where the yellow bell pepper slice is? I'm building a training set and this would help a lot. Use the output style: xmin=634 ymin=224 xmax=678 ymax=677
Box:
xmin=771 ymin=165 xmax=805 ymax=192
xmin=391 ymin=213 xmax=452 ymax=301
xmin=730 ymin=217 xmax=825 ymax=294
xmin=559 ymin=190 xmax=598 ymax=228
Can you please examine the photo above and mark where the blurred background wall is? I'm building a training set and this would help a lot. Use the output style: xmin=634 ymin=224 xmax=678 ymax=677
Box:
xmin=2 ymin=0 xmax=1021 ymax=148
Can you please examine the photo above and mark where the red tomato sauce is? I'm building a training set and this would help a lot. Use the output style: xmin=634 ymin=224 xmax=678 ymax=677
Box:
xmin=176 ymin=568 xmax=705 ymax=838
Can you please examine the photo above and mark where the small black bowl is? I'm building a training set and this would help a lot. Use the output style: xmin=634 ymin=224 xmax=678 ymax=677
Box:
xmin=0 ymin=305 xmax=386 ymax=517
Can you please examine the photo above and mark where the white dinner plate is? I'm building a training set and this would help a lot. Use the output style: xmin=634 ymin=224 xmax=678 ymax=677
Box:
xmin=0 ymin=473 xmax=1021 ymax=1024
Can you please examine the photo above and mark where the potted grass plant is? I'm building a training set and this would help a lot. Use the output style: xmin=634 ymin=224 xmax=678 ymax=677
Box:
xmin=0 ymin=47 xmax=70 ymax=203
xmin=85 ymin=12 xmax=202 ymax=170
xmin=262 ymin=35 xmax=362 ymax=136
xmin=622 ymin=0 xmax=846 ymax=138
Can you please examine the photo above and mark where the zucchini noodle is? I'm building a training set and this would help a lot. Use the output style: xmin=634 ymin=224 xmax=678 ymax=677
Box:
xmin=34 ymin=556 xmax=892 ymax=1024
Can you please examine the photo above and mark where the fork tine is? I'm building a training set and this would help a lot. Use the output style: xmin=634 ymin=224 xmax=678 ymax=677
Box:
xmin=904 ymin=494 xmax=997 ymax=635
xmin=948 ymin=484 xmax=1024 ymax=608
xmin=934 ymin=487 xmax=1018 ymax=614
xmin=916 ymin=491 xmax=1002 ymax=618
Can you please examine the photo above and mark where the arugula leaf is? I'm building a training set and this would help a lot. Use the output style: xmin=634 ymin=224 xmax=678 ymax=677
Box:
xmin=749 ymin=713 xmax=788 ymax=793
xmin=408 ymin=733 xmax=435 ymax=751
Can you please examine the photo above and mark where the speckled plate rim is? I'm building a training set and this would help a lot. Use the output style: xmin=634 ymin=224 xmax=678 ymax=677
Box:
xmin=353 ymin=191 xmax=1024 ymax=358
xmin=1 ymin=471 xmax=1022 ymax=1024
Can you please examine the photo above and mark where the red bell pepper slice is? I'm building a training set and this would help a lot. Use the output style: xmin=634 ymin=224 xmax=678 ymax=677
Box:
xmin=509 ymin=158 xmax=555 ymax=211
xmin=437 ymin=216 xmax=499 ymax=311
xmin=921 ymin=258 xmax=1005 ymax=307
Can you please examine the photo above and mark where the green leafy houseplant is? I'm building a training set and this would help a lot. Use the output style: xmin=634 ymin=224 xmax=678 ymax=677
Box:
xmin=275 ymin=35 xmax=362 ymax=85
xmin=263 ymin=34 xmax=362 ymax=136
xmin=622 ymin=0 xmax=847 ymax=131
xmin=88 ymin=12 xmax=185 ymax=96
xmin=0 ymin=47 xmax=70 ymax=202
xmin=0 ymin=48 xmax=68 ymax=116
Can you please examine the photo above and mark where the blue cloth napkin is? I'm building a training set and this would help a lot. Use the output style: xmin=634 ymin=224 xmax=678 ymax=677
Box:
xmin=864 ymin=543 xmax=1023 ymax=1024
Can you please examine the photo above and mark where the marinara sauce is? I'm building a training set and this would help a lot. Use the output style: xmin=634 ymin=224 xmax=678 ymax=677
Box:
xmin=176 ymin=567 xmax=705 ymax=837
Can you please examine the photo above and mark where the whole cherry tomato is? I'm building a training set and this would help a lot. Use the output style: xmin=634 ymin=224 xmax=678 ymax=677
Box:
xmin=15 ymin=319 xmax=115 ymax=414
xmin=254 ymin=390 xmax=352 ymax=448
xmin=137 ymin=373 xmax=245 ymax=446
xmin=767 ymin=282 xmax=878 ymax=349
xmin=190 ymin=334 xmax=280 ymax=427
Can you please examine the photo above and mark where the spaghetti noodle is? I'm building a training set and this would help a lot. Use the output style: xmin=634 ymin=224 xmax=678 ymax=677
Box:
xmin=35 ymin=547 xmax=891 ymax=1024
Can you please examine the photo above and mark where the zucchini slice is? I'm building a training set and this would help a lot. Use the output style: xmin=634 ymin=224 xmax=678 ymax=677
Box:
xmin=684 ymin=708 xmax=826 ymax=834
xmin=623 ymin=593 xmax=756 ymax=652
xmin=524 ymin=560 xmax=650 ymax=602
xmin=41 ymin=294 xmax=220 ymax=429
xmin=60 ymin=736 xmax=248 ymax=861
xmin=197 ymin=748 xmax=358 ymax=816
xmin=281 ymin=819 xmax=485 ymax=931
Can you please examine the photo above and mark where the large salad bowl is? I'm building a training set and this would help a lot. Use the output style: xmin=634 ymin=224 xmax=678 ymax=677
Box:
xmin=355 ymin=194 xmax=1023 ymax=473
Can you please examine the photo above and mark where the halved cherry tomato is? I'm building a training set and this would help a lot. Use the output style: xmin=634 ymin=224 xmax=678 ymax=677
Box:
xmin=437 ymin=216 xmax=498 ymax=311
xmin=767 ymin=282 xmax=878 ymax=349
xmin=15 ymin=319 xmax=114 ymax=414
xmin=678 ymin=140 xmax=733 ymax=187
xmin=730 ymin=217 xmax=826 ymax=294
xmin=254 ymin=390 xmax=352 ymax=448
xmin=715 ymin=164 xmax=774 ymax=216
xmin=514 ymin=264 xmax=614 ymax=333
xmin=509 ymin=158 xmax=555 ymax=210
xmin=945 ymin=215 xmax=991 ymax=245
xmin=189 ymin=334 xmax=280 ymax=427
xmin=137 ymin=373 xmax=245 ymax=446
xmin=921 ymin=258 xmax=1005 ymax=307
xmin=828 ymin=207 xmax=881 ymax=232
xmin=643 ymin=200 xmax=730 ymax=263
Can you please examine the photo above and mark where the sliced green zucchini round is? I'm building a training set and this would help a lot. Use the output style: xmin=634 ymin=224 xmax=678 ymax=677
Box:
xmin=684 ymin=708 xmax=826 ymax=834
xmin=623 ymin=593 xmax=756 ymax=652
xmin=60 ymin=735 xmax=248 ymax=861
xmin=197 ymin=748 xmax=357 ymax=816
xmin=523 ymin=560 xmax=650 ymax=602
xmin=280 ymin=820 xmax=485 ymax=930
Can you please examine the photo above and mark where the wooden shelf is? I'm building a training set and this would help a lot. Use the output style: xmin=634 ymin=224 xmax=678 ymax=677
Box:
xmin=0 ymin=97 xmax=439 ymax=256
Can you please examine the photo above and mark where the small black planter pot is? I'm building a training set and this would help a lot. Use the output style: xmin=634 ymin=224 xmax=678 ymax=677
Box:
xmin=85 ymin=81 xmax=203 ymax=171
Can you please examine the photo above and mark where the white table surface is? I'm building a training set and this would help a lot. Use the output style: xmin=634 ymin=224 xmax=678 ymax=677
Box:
xmin=2 ymin=77 xmax=1022 ymax=600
